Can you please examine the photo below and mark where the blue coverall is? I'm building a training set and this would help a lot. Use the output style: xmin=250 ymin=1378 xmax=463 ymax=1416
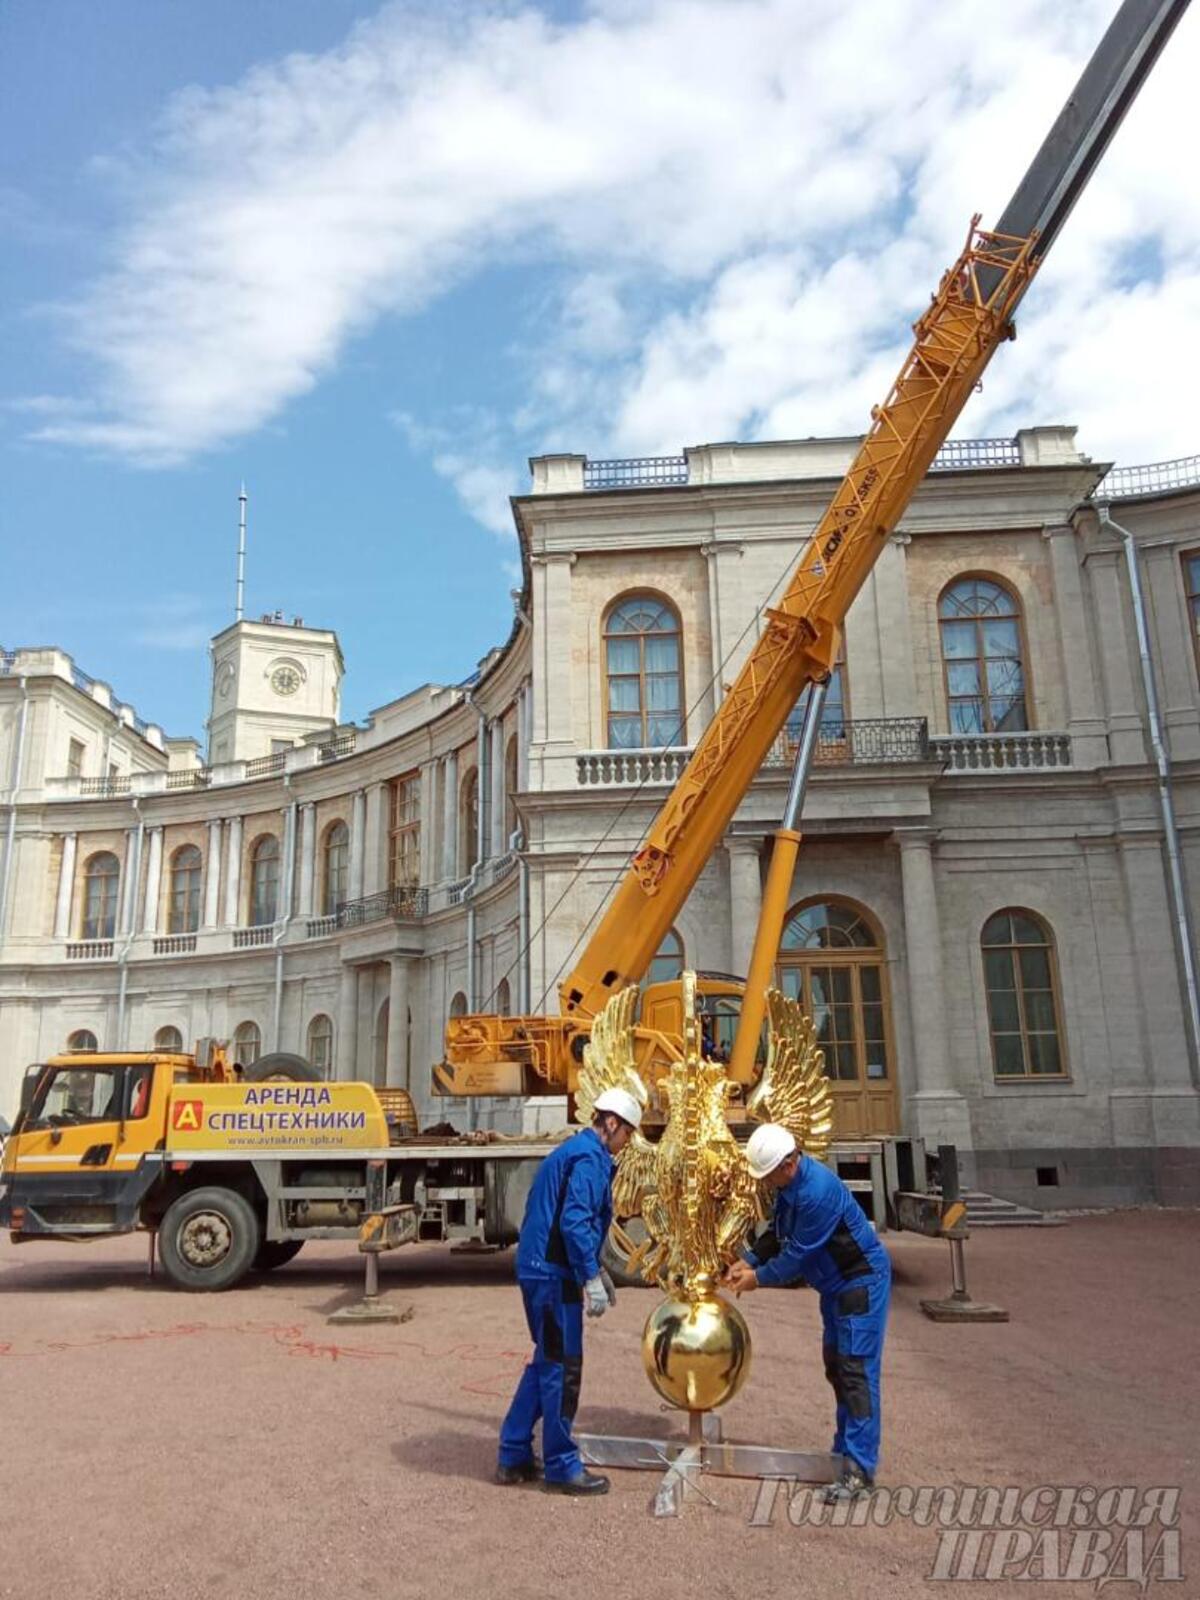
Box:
xmin=498 ymin=1127 xmax=614 ymax=1483
xmin=745 ymin=1154 xmax=891 ymax=1479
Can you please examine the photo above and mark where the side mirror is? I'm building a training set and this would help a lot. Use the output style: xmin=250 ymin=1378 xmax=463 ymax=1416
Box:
xmin=50 ymin=1128 xmax=63 ymax=1147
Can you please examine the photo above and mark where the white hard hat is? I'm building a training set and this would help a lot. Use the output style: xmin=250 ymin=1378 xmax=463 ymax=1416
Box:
xmin=745 ymin=1123 xmax=797 ymax=1179
xmin=593 ymin=1087 xmax=642 ymax=1130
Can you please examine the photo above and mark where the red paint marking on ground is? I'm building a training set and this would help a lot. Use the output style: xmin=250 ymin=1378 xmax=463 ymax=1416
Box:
xmin=0 ymin=1317 xmax=531 ymax=1396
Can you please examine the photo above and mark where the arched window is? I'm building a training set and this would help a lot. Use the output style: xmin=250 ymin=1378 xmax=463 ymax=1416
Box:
xmin=604 ymin=594 xmax=683 ymax=749
xmin=389 ymin=773 xmax=421 ymax=889
xmin=981 ymin=910 xmax=1066 ymax=1078
xmin=505 ymin=734 xmax=519 ymax=843
xmin=449 ymin=991 xmax=468 ymax=1018
xmin=67 ymin=1028 xmax=98 ymax=1052
xmin=233 ymin=1021 xmax=261 ymax=1068
xmin=168 ymin=845 xmax=202 ymax=934
xmin=154 ymin=1025 xmax=183 ymax=1052
xmin=306 ymin=1013 xmax=333 ymax=1077
xmin=778 ymin=898 xmax=895 ymax=1139
xmin=495 ymin=977 xmax=511 ymax=1016
xmin=938 ymin=577 xmax=1028 ymax=734
xmin=322 ymin=822 xmax=349 ymax=915
xmin=647 ymin=927 xmax=685 ymax=985
xmin=82 ymin=852 xmax=120 ymax=939
xmin=249 ymin=835 xmax=280 ymax=926
xmin=461 ymin=769 xmax=479 ymax=874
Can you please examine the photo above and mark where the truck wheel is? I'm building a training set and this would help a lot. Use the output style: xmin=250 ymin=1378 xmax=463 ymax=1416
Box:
xmin=602 ymin=1215 xmax=655 ymax=1289
xmin=253 ymin=1239 xmax=305 ymax=1272
xmin=242 ymin=1052 xmax=322 ymax=1083
xmin=158 ymin=1187 xmax=260 ymax=1291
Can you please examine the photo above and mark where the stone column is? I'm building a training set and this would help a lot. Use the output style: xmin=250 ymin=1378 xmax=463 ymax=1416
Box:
xmin=1087 ymin=548 xmax=1145 ymax=764
xmin=897 ymin=830 xmax=972 ymax=1148
xmin=118 ymin=828 xmax=137 ymax=935
xmin=222 ymin=815 xmax=243 ymax=926
xmin=702 ymin=542 xmax=726 ymax=714
xmin=490 ymin=718 xmax=506 ymax=859
xmin=53 ymin=832 xmax=77 ymax=939
xmin=142 ymin=826 xmax=164 ymax=934
xmin=727 ymin=838 xmax=764 ymax=979
xmin=874 ymin=535 xmax=920 ymax=717
xmin=517 ymin=684 xmax=531 ymax=791
xmin=419 ymin=762 xmax=437 ymax=884
xmin=386 ymin=957 xmax=411 ymax=1088
xmin=203 ymin=820 xmax=222 ymax=928
xmin=297 ymin=803 xmax=316 ymax=917
xmin=442 ymin=749 xmax=459 ymax=880
xmin=1045 ymin=523 xmax=1108 ymax=767
xmin=543 ymin=556 xmax=575 ymax=746
xmin=363 ymin=782 xmax=386 ymax=894
xmin=337 ymin=964 xmax=359 ymax=1081
xmin=349 ymin=789 xmax=366 ymax=901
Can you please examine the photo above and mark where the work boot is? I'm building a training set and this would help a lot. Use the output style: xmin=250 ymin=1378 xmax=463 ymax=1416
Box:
xmin=544 ymin=1469 xmax=610 ymax=1496
xmin=494 ymin=1456 xmax=542 ymax=1486
xmin=819 ymin=1461 xmax=873 ymax=1503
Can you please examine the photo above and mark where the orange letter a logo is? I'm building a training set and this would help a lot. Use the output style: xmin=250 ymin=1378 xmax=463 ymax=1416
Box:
xmin=171 ymin=1099 xmax=203 ymax=1132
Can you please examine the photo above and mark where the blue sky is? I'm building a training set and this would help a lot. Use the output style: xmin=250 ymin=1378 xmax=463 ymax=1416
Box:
xmin=3 ymin=0 xmax=1198 ymax=743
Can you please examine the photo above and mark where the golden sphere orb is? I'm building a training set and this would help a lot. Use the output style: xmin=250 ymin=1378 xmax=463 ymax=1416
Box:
xmin=641 ymin=1293 xmax=752 ymax=1412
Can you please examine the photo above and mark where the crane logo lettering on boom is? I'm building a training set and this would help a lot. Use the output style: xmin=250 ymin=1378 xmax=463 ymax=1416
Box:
xmin=171 ymin=1100 xmax=203 ymax=1132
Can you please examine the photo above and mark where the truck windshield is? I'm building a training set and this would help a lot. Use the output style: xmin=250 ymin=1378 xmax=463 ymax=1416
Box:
xmin=27 ymin=1067 xmax=123 ymax=1127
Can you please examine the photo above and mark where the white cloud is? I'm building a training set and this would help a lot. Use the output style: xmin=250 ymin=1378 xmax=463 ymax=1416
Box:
xmin=25 ymin=0 xmax=1200 ymax=496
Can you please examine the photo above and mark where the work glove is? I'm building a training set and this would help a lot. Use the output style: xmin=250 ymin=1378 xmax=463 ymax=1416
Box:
xmin=584 ymin=1275 xmax=609 ymax=1318
xmin=600 ymin=1267 xmax=617 ymax=1307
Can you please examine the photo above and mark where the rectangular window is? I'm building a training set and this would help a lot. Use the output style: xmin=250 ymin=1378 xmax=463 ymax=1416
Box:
xmin=67 ymin=739 xmax=85 ymax=779
xmin=389 ymin=772 xmax=421 ymax=889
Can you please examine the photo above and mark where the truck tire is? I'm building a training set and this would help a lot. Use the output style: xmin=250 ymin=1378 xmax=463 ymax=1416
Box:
xmin=242 ymin=1052 xmax=322 ymax=1083
xmin=158 ymin=1187 xmax=261 ymax=1292
xmin=253 ymin=1238 xmax=305 ymax=1272
xmin=602 ymin=1215 xmax=655 ymax=1289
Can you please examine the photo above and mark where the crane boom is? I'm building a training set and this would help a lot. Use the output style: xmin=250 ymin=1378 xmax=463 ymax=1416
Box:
xmin=438 ymin=0 xmax=1189 ymax=1101
xmin=558 ymin=0 xmax=1189 ymax=1023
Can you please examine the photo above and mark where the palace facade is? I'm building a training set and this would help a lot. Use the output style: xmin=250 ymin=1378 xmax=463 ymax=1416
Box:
xmin=3 ymin=426 xmax=1199 ymax=1209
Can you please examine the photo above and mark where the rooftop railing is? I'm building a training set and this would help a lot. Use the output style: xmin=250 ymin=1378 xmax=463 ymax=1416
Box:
xmin=1095 ymin=453 xmax=1200 ymax=500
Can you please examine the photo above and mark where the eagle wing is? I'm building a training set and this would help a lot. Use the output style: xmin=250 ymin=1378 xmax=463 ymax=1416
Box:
xmin=744 ymin=987 xmax=833 ymax=1158
xmin=574 ymin=985 xmax=656 ymax=1217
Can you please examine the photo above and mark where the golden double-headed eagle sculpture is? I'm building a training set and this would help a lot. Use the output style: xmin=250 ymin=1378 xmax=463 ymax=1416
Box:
xmin=575 ymin=971 xmax=833 ymax=1301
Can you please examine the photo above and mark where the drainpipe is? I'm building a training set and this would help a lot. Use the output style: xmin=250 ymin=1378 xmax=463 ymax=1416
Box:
xmin=273 ymin=777 xmax=298 ymax=1052
xmin=0 ymin=671 xmax=29 ymax=950
xmin=1098 ymin=503 xmax=1200 ymax=1082
xmin=116 ymin=798 xmax=145 ymax=1047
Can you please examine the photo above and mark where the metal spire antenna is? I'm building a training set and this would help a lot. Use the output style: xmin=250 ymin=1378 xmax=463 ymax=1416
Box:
xmin=235 ymin=484 xmax=247 ymax=623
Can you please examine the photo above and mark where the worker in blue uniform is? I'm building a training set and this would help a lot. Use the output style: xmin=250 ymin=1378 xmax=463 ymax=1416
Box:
xmin=723 ymin=1123 xmax=891 ymax=1499
xmin=495 ymin=1087 xmax=642 ymax=1496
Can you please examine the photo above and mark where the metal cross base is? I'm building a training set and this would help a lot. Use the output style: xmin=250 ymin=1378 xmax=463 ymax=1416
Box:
xmin=577 ymin=1412 xmax=840 ymax=1518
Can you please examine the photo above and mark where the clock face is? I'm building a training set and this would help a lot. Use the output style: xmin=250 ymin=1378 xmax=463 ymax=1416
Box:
xmin=216 ymin=662 xmax=235 ymax=700
xmin=271 ymin=664 xmax=301 ymax=697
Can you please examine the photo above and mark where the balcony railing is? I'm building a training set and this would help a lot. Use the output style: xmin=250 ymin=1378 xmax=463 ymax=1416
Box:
xmin=80 ymin=775 xmax=132 ymax=798
xmin=233 ymin=926 xmax=274 ymax=948
xmin=930 ymin=731 xmax=1072 ymax=770
xmin=167 ymin=768 xmax=211 ymax=791
xmin=767 ymin=717 xmax=931 ymax=767
xmin=578 ymin=720 xmax=930 ymax=786
xmin=337 ymin=885 xmax=428 ymax=928
xmin=584 ymin=456 xmax=687 ymax=490
xmin=244 ymin=751 xmax=286 ymax=779
xmin=577 ymin=747 xmax=692 ymax=786
xmin=66 ymin=940 xmax=114 ymax=960
xmin=152 ymin=933 xmax=197 ymax=955
xmin=317 ymin=732 xmax=357 ymax=762
xmin=1094 ymin=453 xmax=1200 ymax=500
xmin=306 ymin=914 xmax=338 ymax=939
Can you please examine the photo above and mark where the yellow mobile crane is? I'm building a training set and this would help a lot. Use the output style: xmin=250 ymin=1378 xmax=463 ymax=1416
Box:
xmin=439 ymin=0 xmax=1190 ymax=1108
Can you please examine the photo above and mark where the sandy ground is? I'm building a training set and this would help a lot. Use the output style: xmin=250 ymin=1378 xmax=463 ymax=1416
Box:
xmin=0 ymin=1211 xmax=1196 ymax=1600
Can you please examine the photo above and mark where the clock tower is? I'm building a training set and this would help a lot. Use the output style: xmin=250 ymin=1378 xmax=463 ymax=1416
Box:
xmin=207 ymin=614 xmax=344 ymax=764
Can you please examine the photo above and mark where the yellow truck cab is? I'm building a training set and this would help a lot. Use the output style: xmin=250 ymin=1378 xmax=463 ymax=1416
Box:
xmin=0 ymin=1044 xmax=555 ymax=1292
